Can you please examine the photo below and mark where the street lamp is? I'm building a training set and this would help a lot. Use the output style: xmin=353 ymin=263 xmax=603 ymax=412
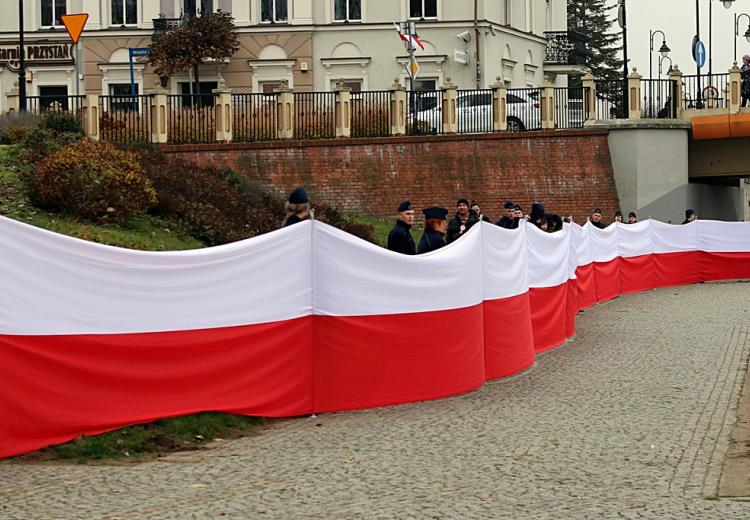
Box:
xmin=658 ymin=56 xmax=673 ymax=80
xmin=649 ymin=30 xmax=670 ymax=81
xmin=18 ymin=0 xmax=26 ymax=111
xmin=735 ymin=13 xmax=750 ymax=63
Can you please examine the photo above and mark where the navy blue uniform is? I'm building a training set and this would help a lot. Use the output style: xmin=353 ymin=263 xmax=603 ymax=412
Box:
xmin=387 ymin=219 xmax=416 ymax=255
xmin=417 ymin=228 xmax=446 ymax=254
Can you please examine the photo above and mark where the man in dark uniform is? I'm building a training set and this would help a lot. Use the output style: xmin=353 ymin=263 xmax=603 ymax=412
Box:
xmin=387 ymin=201 xmax=416 ymax=255
xmin=418 ymin=207 xmax=449 ymax=254
xmin=446 ymin=198 xmax=479 ymax=243
xmin=590 ymin=208 xmax=607 ymax=229
xmin=512 ymin=205 xmax=525 ymax=228
xmin=496 ymin=201 xmax=516 ymax=229
xmin=682 ymin=209 xmax=697 ymax=224
xmin=530 ymin=202 xmax=545 ymax=228
xmin=627 ymin=211 xmax=638 ymax=224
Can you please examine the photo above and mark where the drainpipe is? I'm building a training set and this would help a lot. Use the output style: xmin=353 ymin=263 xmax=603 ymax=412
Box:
xmin=474 ymin=0 xmax=480 ymax=88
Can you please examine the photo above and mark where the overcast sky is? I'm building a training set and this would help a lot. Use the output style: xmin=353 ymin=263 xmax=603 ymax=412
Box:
xmin=607 ymin=0 xmax=750 ymax=78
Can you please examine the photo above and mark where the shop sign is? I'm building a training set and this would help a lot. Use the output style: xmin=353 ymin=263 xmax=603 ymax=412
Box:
xmin=0 ymin=42 xmax=74 ymax=72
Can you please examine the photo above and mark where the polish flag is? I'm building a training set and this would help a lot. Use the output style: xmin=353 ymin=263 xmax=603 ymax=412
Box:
xmin=1 ymin=215 xmax=749 ymax=458
xmin=394 ymin=22 xmax=425 ymax=51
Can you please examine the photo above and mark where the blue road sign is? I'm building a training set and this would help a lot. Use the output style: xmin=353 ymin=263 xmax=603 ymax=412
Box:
xmin=695 ymin=40 xmax=706 ymax=68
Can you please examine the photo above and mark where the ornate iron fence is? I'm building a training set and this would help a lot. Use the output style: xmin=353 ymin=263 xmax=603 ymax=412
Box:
xmin=294 ymin=92 xmax=336 ymax=139
xmin=506 ymin=88 xmax=542 ymax=131
xmin=595 ymin=79 xmax=626 ymax=119
xmin=166 ymin=94 xmax=217 ymax=144
xmin=351 ymin=91 xmax=391 ymax=138
xmin=407 ymin=90 xmax=441 ymax=135
xmin=25 ymin=95 xmax=86 ymax=123
xmin=553 ymin=87 xmax=588 ymax=129
xmin=682 ymin=73 xmax=728 ymax=109
xmin=641 ymin=79 xmax=678 ymax=118
xmin=98 ymin=95 xmax=153 ymax=143
xmin=232 ymin=93 xmax=278 ymax=142
xmin=455 ymin=89 xmax=494 ymax=134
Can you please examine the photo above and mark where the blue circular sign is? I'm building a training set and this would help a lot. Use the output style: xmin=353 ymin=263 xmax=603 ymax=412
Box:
xmin=695 ymin=40 xmax=706 ymax=68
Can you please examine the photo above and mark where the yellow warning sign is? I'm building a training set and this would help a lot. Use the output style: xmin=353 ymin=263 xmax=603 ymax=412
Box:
xmin=407 ymin=57 xmax=420 ymax=80
xmin=61 ymin=13 xmax=89 ymax=45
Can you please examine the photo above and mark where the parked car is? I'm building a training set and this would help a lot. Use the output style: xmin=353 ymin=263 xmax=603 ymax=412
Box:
xmin=411 ymin=90 xmax=541 ymax=133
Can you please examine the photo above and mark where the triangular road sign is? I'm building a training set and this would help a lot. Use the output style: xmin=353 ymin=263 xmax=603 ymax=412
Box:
xmin=61 ymin=13 xmax=89 ymax=45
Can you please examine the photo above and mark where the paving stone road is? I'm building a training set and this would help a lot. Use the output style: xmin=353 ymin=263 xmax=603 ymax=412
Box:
xmin=2 ymin=281 xmax=749 ymax=519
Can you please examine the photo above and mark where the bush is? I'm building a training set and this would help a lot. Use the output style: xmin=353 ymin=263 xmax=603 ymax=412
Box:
xmin=0 ymin=111 xmax=42 ymax=143
xmin=19 ymin=127 xmax=60 ymax=163
xmin=32 ymin=139 xmax=156 ymax=223
xmin=41 ymin=111 xmax=84 ymax=137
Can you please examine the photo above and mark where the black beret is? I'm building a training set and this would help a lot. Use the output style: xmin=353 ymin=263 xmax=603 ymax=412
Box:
xmin=456 ymin=198 xmax=469 ymax=206
xmin=504 ymin=201 xmax=515 ymax=209
xmin=593 ymin=208 xmax=603 ymax=214
xmin=614 ymin=211 xmax=623 ymax=217
xmin=398 ymin=201 xmax=413 ymax=212
xmin=423 ymin=206 xmax=448 ymax=220
xmin=288 ymin=187 xmax=309 ymax=204
xmin=531 ymin=202 xmax=545 ymax=218
xmin=628 ymin=212 xmax=637 ymax=218
xmin=514 ymin=204 xmax=522 ymax=211
xmin=685 ymin=208 xmax=695 ymax=217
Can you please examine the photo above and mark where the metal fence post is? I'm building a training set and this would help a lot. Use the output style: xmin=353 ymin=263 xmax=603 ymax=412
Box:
xmin=728 ymin=64 xmax=741 ymax=115
xmin=213 ymin=81 xmax=233 ymax=142
xmin=581 ymin=73 xmax=597 ymax=122
xmin=389 ymin=80 xmax=407 ymax=136
xmin=274 ymin=81 xmax=294 ymax=139
xmin=83 ymin=94 xmax=100 ymax=141
xmin=490 ymin=77 xmax=507 ymax=132
xmin=150 ymin=82 xmax=168 ymax=144
xmin=668 ymin=66 xmax=683 ymax=119
xmin=441 ymin=78 xmax=458 ymax=134
xmin=627 ymin=69 xmax=642 ymax=120
xmin=333 ymin=80 xmax=352 ymax=138
xmin=541 ymin=82 xmax=555 ymax=129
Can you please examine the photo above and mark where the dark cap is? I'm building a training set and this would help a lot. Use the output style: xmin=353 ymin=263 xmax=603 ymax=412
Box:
xmin=514 ymin=204 xmax=523 ymax=211
xmin=423 ymin=206 xmax=449 ymax=220
xmin=530 ymin=202 xmax=545 ymax=220
xmin=614 ymin=211 xmax=623 ymax=217
xmin=503 ymin=201 xmax=515 ymax=209
xmin=628 ymin=211 xmax=637 ymax=218
xmin=288 ymin=187 xmax=309 ymax=204
xmin=685 ymin=208 xmax=695 ymax=217
xmin=593 ymin=208 xmax=603 ymax=214
xmin=470 ymin=200 xmax=479 ymax=207
xmin=456 ymin=198 xmax=469 ymax=206
xmin=397 ymin=201 xmax=413 ymax=212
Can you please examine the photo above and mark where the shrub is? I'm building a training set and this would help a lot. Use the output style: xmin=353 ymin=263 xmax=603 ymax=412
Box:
xmin=0 ymin=111 xmax=42 ymax=143
xmin=19 ymin=127 xmax=60 ymax=163
xmin=32 ymin=140 xmax=156 ymax=223
xmin=41 ymin=111 xmax=84 ymax=137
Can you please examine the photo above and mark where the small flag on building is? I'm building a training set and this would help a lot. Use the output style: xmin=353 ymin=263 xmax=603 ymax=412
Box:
xmin=394 ymin=22 xmax=425 ymax=51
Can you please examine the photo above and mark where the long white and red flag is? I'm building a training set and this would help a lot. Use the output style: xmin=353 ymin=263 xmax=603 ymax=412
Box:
xmin=394 ymin=22 xmax=425 ymax=51
xmin=1 ymin=215 xmax=749 ymax=458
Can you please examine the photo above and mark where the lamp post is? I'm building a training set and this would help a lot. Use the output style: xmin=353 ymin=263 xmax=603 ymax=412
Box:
xmin=18 ymin=0 xmax=26 ymax=111
xmin=649 ymin=30 xmax=670 ymax=81
xmin=658 ymin=56 xmax=673 ymax=80
xmin=735 ymin=13 xmax=750 ymax=63
xmin=618 ymin=0 xmax=628 ymax=115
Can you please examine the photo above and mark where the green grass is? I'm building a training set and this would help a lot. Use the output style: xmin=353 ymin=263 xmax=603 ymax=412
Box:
xmin=0 ymin=145 xmax=203 ymax=251
xmin=17 ymin=413 xmax=265 ymax=462
xmin=349 ymin=214 xmax=418 ymax=248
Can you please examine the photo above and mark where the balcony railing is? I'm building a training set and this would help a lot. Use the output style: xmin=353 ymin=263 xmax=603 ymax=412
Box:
xmin=152 ymin=17 xmax=183 ymax=38
xmin=544 ymin=30 xmax=590 ymax=66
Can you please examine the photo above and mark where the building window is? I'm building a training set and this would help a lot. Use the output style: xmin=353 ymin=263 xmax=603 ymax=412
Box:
xmin=183 ymin=0 xmax=214 ymax=17
xmin=261 ymin=0 xmax=288 ymax=23
xmin=108 ymin=84 xmax=140 ymax=111
xmin=111 ymin=0 xmax=137 ymax=25
xmin=179 ymin=81 xmax=218 ymax=107
xmin=37 ymin=86 xmax=69 ymax=110
xmin=334 ymin=0 xmax=361 ymax=22
xmin=409 ymin=0 xmax=436 ymax=19
xmin=41 ymin=0 xmax=67 ymax=27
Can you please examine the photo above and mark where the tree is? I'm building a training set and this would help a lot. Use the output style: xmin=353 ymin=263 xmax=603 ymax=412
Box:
xmin=568 ymin=0 xmax=623 ymax=82
xmin=149 ymin=10 xmax=240 ymax=101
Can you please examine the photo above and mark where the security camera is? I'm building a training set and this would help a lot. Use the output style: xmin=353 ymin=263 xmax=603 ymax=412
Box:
xmin=456 ymin=31 xmax=471 ymax=43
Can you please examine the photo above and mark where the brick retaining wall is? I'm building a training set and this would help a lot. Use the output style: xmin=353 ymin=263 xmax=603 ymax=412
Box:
xmin=161 ymin=129 xmax=620 ymax=224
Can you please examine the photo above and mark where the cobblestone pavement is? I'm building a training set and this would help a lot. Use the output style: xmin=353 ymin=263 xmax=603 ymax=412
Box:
xmin=2 ymin=282 xmax=750 ymax=519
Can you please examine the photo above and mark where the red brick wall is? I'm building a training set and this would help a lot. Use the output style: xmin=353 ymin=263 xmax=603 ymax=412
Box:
xmin=161 ymin=129 xmax=621 ymax=225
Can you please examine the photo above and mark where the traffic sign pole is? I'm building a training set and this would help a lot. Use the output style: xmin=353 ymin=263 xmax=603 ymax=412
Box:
xmin=60 ymin=13 xmax=89 ymax=100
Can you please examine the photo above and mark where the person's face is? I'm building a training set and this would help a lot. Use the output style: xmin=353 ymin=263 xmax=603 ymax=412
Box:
xmin=615 ymin=215 xmax=623 ymax=223
xmin=514 ymin=209 xmax=523 ymax=218
xmin=592 ymin=212 xmax=602 ymax=222
xmin=628 ymin=216 xmax=637 ymax=224
xmin=457 ymin=203 xmax=469 ymax=216
xmin=471 ymin=204 xmax=480 ymax=215
xmin=398 ymin=210 xmax=415 ymax=225
xmin=689 ymin=213 xmax=697 ymax=222
xmin=540 ymin=221 xmax=548 ymax=231
xmin=506 ymin=207 xmax=515 ymax=218
xmin=436 ymin=219 xmax=448 ymax=233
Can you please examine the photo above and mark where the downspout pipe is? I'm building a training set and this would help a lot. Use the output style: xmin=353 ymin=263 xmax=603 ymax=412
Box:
xmin=474 ymin=0 xmax=480 ymax=88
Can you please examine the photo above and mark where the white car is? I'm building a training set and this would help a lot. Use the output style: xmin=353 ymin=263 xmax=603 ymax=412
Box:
xmin=411 ymin=90 xmax=541 ymax=133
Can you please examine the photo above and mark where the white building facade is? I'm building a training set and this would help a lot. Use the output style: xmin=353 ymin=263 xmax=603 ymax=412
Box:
xmin=0 ymin=0 xmax=585 ymax=111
